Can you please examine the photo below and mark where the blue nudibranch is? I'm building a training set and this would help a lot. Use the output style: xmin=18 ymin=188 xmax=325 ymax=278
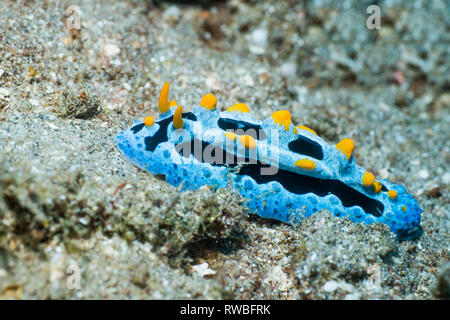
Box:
xmin=116 ymin=82 xmax=421 ymax=239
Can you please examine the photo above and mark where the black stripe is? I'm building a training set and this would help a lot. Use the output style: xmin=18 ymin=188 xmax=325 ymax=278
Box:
xmin=130 ymin=123 xmax=145 ymax=134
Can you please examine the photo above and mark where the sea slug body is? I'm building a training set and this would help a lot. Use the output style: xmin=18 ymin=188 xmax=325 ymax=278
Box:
xmin=116 ymin=82 xmax=422 ymax=239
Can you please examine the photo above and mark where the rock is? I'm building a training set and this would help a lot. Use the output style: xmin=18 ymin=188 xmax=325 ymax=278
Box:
xmin=264 ymin=265 xmax=292 ymax=292
xmin=249 ymin=28 xmax=268 ymax=55
xmin=345 ymin=292 xmax=361 ymax=300
xmin=192 ymin=262 xmax=216 ymax=277
xmin=418 ymin=169 xmax=430 ymax=179
xmin=102 ymin=43 xmax=120 ymax=57
xmin=442 ymin=172 xmax=450 ymax=185
xmin=163 ymin=6 xmax=181 ymax=21
xmin=431 ymin=263 xmax=450 ymax=299
xmin=0 ymin=88 xmax=10 ymax=99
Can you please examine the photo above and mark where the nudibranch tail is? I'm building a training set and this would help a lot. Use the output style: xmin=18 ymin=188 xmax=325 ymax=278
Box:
xmin=116 ymin=82 xmax=422 ymax=239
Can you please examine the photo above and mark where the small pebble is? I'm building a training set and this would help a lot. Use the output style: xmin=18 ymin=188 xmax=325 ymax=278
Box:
xmin=323 ymin=280 xmax=339 ymax=292
xmin=249 ymin=28 xmax=268 ymax=54
xmin=345 ymin=292 xmax=361 ymax=300
xmin=163 ymin=6 xmax=181 ymax=21
xmin=418 ymin=169 xmax=429 ymax=179
xmin=103 ymin=43 xmax=120 ymax=57
xmin=251 ymin=29 xmax=268 ymax=47
xmin=442 ymin=172 xmax=450 ymax=185
xmin=0 ymin=88 xmax=10 ymax=99
xmin=205 ymin=74 xmax=222 ymax=91
xmin=280 ymin=62 xmax=297 ymax=79
xmin=192 ymin=262 xmax=216 ymax=277
xmin=29 ymin=98 xmax=39 ymax=107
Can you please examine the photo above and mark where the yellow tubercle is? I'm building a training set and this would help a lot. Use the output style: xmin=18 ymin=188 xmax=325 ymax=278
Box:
xmin=295 ymin=159 xmax=316 ymax=170
xmin=224 ymin=132 xmax=237 ymax=141
xmin=199 ymin=93 xmax=217 ymax=110
xmin=388 ymin=190 xmax=398 ymax=199
xmin=296 ymin=125 xmax=317 ymax=135
xmin=239 ymin=135 xmax=256 ymax=149
xmin=169 ymin=100 xmax=178 ymax=107
xmin=144 ymin=116 xmax=154 ymax=127
xmin=158 ymin=81 xmax=170 ymax=113
xmin=336 ymin=138 xmax=354 ymax=160
xmin=401 ymin=205 xmax=407 ymax=212
xmin=362 ymin=172 xmax=375 ymax=187
xmin=173 ymin=105 xmax=184 ymax=129
xmin=372 ymin=181 xmax=382 ymax=194
xmin=226 ymin=103 xmax=250 ymax=113
xmin=271 ymin=110 xmax=292 ymax=131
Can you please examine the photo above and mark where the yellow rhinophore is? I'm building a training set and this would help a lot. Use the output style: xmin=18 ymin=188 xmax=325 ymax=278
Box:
xmin=271 ymin=110 xmax=292 ymax=131
xmin=159 ymin=81 xmax=170 ymax=113
xmin=388 ymin=190 xmax=398 ymax=199
xmin=224 ymin=132 xmax=237 ymax=141
xmin=239 ymin=135 xmax=256 ymax=149
xmin=199 ymin=93 xmax=217 ymax=110
xmin=144 ymin=116 xmax=154 ymax=127
xmin=336 ymin=138 xmax=354 ymax=160
xmin=372 ymin=181 xmax=382 ymax=194
xmin=296 ymin=125 xmax=317 ymax=135
xmin=173 ymin=105 xmax=184 ymax=129
xmin=295 ymin=159 xmax=316 ymax=170
xmin=362 ymin=172 xmax=375 ymax=187
xmin=226 ymin=103 xmax=250 ymax=113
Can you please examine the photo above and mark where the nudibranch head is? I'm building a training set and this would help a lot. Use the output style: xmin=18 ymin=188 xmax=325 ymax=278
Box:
xmin=116 ymin=82 xmax=422 ymax=240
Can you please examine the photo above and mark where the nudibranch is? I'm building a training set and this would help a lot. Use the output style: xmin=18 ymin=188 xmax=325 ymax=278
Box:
xmin=116 ymin=82 xmax=421 ymax=239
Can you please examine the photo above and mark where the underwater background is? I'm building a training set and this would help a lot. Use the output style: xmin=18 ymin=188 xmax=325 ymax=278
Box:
xmin=0 ymin=0 xmax=448 ymax=299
